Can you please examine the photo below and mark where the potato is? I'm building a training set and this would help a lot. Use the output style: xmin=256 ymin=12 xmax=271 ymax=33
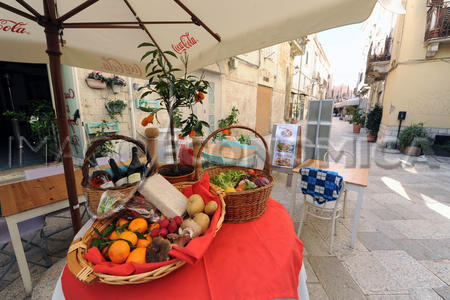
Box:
xmin=193 ymin=213 xmax=210 ymax=234
xmin=187 ymin=194 xmax=205 ymax=216
xmin=181 ymin=219 xmax=202 ymax=238
xmin=204 ymin=201 xmax=218 ymax=216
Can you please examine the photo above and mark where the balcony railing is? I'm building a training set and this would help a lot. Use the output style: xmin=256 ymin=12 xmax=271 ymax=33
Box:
xmin=425 ymin=1 xmax=450 ymax=40
xmin=368 ymin=37 xmax=392 ymax=63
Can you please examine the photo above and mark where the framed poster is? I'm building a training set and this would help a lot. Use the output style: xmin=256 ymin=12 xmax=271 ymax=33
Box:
xmin=270 ymin=124 xmax=301 ymax=169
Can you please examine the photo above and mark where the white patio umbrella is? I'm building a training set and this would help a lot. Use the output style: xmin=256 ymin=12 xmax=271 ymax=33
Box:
xmin=0 ymin=0 xmax=381 ymax=231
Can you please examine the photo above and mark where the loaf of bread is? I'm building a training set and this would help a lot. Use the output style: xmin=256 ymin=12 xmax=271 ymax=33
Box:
xmin=138 ymin=174 xmax=188 ymax=218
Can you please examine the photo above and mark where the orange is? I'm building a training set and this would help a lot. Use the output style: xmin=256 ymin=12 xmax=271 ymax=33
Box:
xmin=141 ymin=118 xmax=148 ymax=126
xmin=137 ymin=239 xmax=151 ymax=248
xmin=198 ymin=92 xmax=205 ymax=100
xmin=118 ymin=218 xmax=129 ymax=227
xmin=146 ymin=235 xmax=153 ymax=243
xmin=119 ymin=231 xmax=138 ymax=246
xmin=147 ymin=114 xmax=154 ymax=124
xmin=109 ymin=230 xmax=119 ymax=240
xmin=189 ymin=129 xmax=196 ymax=138
xmin=126 ymin=247 xmax=146 ymax=264
xmin=128 ymin=218 xmax=148 ymax=234
xmin=109 ymin=240 xmax=130 ymax=264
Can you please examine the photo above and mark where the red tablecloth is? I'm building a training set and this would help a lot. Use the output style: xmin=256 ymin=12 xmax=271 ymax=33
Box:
xmin=61 ymin=198 xmax=304 ymax=300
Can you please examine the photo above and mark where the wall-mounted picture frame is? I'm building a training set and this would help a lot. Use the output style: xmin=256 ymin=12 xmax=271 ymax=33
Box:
xmin=136 ymin=98 xmax=160 ymax=110
xmin=86 ymin=121 xmax=120 ymax=135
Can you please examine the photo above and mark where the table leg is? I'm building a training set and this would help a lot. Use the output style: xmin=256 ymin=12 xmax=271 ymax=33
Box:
xmin=290 ymin=172 xmax=299 ymax=217
xmin=5 ymin=216 xmax=33 ymax=295
xmin=350 ymin=186 xmax=364 ymax=248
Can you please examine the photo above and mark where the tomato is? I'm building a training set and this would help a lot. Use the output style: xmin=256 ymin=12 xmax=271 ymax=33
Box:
xmin=248 ymin=169 xmax=255 ymax=176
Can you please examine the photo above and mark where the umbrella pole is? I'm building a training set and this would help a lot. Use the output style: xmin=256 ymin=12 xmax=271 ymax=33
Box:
xmin=44 ymin=24 xmax=82 ymax=233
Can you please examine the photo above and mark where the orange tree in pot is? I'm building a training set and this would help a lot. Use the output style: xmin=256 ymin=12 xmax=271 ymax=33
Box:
xmin=365 ymin=105 xmax=382 ymax=142
xmin=138 ymin=43 xmax=209 ymax=182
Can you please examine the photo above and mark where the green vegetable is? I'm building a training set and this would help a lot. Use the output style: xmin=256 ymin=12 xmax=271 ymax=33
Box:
xmin=211 ymin=170 xmax=246 ymax=190
xmin=244 ymin=180 xmax=257 ymax=190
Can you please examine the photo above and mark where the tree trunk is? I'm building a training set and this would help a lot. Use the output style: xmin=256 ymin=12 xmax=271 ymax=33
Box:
xmin=168 ymin=110 xmax=178 ymax=168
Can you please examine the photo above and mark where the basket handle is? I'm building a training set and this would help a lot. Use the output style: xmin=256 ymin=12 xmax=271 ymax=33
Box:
xmin=81 ymin=134 xmax=151 ymax=187
xmin=195 ymin=125 xmax=271 ymax=179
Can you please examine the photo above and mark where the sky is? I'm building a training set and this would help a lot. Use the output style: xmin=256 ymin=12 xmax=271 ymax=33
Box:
xmin=317 ymin=23 xmax=366 ymax=89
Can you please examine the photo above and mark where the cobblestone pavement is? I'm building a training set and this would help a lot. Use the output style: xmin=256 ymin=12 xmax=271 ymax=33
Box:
xmin=1 ymin=118 xmax=449 ymax=299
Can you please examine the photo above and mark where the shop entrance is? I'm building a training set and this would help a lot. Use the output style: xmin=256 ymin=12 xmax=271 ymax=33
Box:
xmin=0 ymin=61 xmax=57 ymax=171
xmin=255 ymin=84 xmax=272 ymax=135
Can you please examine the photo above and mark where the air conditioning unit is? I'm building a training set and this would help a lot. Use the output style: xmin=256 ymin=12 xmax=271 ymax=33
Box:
xmin=229 ymin=57 xmax=238 ymax=69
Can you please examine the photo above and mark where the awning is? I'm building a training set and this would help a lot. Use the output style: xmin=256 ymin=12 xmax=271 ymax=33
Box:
xmin=1 ymin=0 xmax=378 ymax=77
xmin=334 ymin=97 xmax=361 ymax=108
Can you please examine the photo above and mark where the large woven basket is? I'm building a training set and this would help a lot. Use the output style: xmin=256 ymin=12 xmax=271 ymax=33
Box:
xmin=81 ymin=135 xmax=151 ymax=216
xmin=67 ymin=182 xmax=226 ymax=285
xmin=195 ymin=125 xmax=273 ymax=223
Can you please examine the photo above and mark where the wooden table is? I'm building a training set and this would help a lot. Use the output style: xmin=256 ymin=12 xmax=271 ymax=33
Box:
xmin=202 ymin=143 xmax=257 ymax=160
xmin=291 ymin=159 xmax=369 ymax=248
xmin=0 ymin=170 xmax=85 ymax=295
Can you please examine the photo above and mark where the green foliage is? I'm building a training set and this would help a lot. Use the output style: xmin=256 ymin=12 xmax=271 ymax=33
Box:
xmin=398 ymin=123 xmax=431 ymax=150
xmin=173 ymin=108 xmax=182 ymax=128
xmin=180 ymin=113 xmax=209 ymax=137
xmin=238 ymin=134 xmax=251 ymax=145
xmin=213 ymin=106 xmax=239 ymax=142
xmin=87 ymin=70 xmax=107 ymax=82
xmin=93 ymin=120 xmax=117 ymax=158
xmin=352 ymin=110 xmax=366 ymax=126
xmin=107 ymin=75 xmax=126 ymax=86
xmin=138 ymin=42 xmax=210 ymax=162
xmin=3 ymin=100 xmax=58 ymax=155
xmin=366 ymin=104 xmax=383 ymax=136
xmin=106 ymin=99 xmax=127 ymax=120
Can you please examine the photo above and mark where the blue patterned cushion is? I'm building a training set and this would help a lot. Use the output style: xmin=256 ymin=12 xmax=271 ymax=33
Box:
xmin=300 ymin=168 xmax=343 ymax=204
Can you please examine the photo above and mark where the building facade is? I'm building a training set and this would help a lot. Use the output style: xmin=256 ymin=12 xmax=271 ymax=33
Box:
xmin=362 ymin=0 xmax=450 ymax=146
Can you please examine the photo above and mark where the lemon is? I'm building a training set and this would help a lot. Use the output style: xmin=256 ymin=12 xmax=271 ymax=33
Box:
xmin=225 ymin=187 xmax=236 ymax=193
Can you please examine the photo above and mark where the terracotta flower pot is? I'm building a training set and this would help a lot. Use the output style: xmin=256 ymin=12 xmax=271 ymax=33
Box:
xmin=402 ymin=146 xmax=421 ymax=156
xmin=353 ymin=124 xmax=361 ymax=133
xmin=86 ymin=78 xmax=106 ymax=89
xmin=156 ymin=164 xmax=195 ymax=184
xmin=367 ymin=134 xmax=377 ymax=143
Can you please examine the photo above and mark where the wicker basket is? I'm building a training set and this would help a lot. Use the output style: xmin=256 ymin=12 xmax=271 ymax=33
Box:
xmin=195 ymin=125 xmax=273 ymax=223
xmin=81 ymin=135 xmax=151 ymax=216
xmin=67 ymin=182 xmax=226 ymax=285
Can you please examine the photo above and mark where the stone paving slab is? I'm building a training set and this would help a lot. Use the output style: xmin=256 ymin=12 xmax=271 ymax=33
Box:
xmin=357 ymin=232 xmax=399 ymax=250
xmin=308 ymin=255 xmax=365 ymax=300
xmin=433 ymin=285 xmax=450 ymax=299
xmin=420 ymin=260 xmax=450 ymax=285
xmin=387 ymin=220 xmax=450 ymax=240
xmin=306 ymin=283 xmax=329 ymax=299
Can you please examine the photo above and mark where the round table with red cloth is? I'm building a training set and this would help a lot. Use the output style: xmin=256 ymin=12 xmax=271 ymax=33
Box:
xmin=58 ymin=198 xmax=304 ymax=300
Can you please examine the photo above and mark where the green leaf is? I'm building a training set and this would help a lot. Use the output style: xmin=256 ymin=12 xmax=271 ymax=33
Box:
xmin=134 ymin=232 xmax=146 ymax=239
xmin=102 ymin=224 xmax=115 ymax=238
xmin=138 ymin=42 xmax=155 ymax=48
xmin=141 ymin=51 xmax=153 ymax=62
xmin=94 ymin=228 xmax=102 ymax=237
xmin=164 ymin=51 xmax=178 ymax=58
xmin=90 ymin=238 xmax=101 ymax=249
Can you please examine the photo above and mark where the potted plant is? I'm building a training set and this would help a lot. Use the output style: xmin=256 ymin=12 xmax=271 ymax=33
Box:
xmin=107 ymin=75 xmax=127 ymax=94
xmin=105 ymin=99 xmax=127 ymax=120
xmin=138 ymin=42 xmax=209 ymax=183
xmin=365 ymin=104 xmax=382 ymax=142
xmin=212 ymin=106 xmax=239 ymax=141
xmin=398 ymin=123 xmax=431 ymax=156
xmin=86 ymin=71 xmax=107 ymax=89
xmin=352 ymin=110 xmax=366 ymax=134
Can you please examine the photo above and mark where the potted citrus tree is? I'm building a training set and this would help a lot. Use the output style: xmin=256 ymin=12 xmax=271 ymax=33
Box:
xmin=366 ymin=105 xmax=382 ymax=142
xmin=138 ymin=42 xmax=209 ymax=183
xmin=398 ymin=123 xmax=431 ymax=156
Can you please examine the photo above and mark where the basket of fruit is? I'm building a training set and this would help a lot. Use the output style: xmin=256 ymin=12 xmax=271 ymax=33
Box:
xmin=67 ymin=177 xmax=226 ymax=285
xmin=81 ymin=135 xmax=152 ymax=216
xmin=195 ymin=125 xmax=273 ymax=223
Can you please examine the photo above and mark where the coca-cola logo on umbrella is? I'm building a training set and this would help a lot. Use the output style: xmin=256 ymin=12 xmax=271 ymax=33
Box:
xmin=172 ymin=32 xmax=198 ymax=54
xmin=0 ymin=19 xmax=29 ymax=34
xmin=101 ymin=57 xmax=143 ymax=77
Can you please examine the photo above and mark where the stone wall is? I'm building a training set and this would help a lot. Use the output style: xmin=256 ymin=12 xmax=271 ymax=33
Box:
xmin=377 ymin=123 xmax=450 ymax=147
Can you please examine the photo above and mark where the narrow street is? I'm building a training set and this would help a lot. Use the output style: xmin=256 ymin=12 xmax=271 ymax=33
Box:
xmin=271 ymin=118 xmax=450 ymax=299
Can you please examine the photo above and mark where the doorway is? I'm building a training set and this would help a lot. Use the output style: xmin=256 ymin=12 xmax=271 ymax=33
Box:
xmin=256 ymin=84 xmax=272 ymax=135
xmin=0 ymin=61 xmax=56 ymax=171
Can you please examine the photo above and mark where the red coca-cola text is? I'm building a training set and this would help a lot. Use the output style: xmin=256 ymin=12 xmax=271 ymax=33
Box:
xmin=172 ymin=32 xmax=198 ymax=54
xmin=101 ymin=57 xmax=142 ymax=77
xmin=0 ymin=19 xmax=29 ymax=34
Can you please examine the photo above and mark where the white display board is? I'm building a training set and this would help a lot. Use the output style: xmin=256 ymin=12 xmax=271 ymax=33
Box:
xmin=270 ymin=124 xmax=301 ymax=169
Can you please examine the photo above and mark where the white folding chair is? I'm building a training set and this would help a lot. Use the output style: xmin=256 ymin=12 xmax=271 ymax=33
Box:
xmin=297 ymin=169 xmax=346 ymax=254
